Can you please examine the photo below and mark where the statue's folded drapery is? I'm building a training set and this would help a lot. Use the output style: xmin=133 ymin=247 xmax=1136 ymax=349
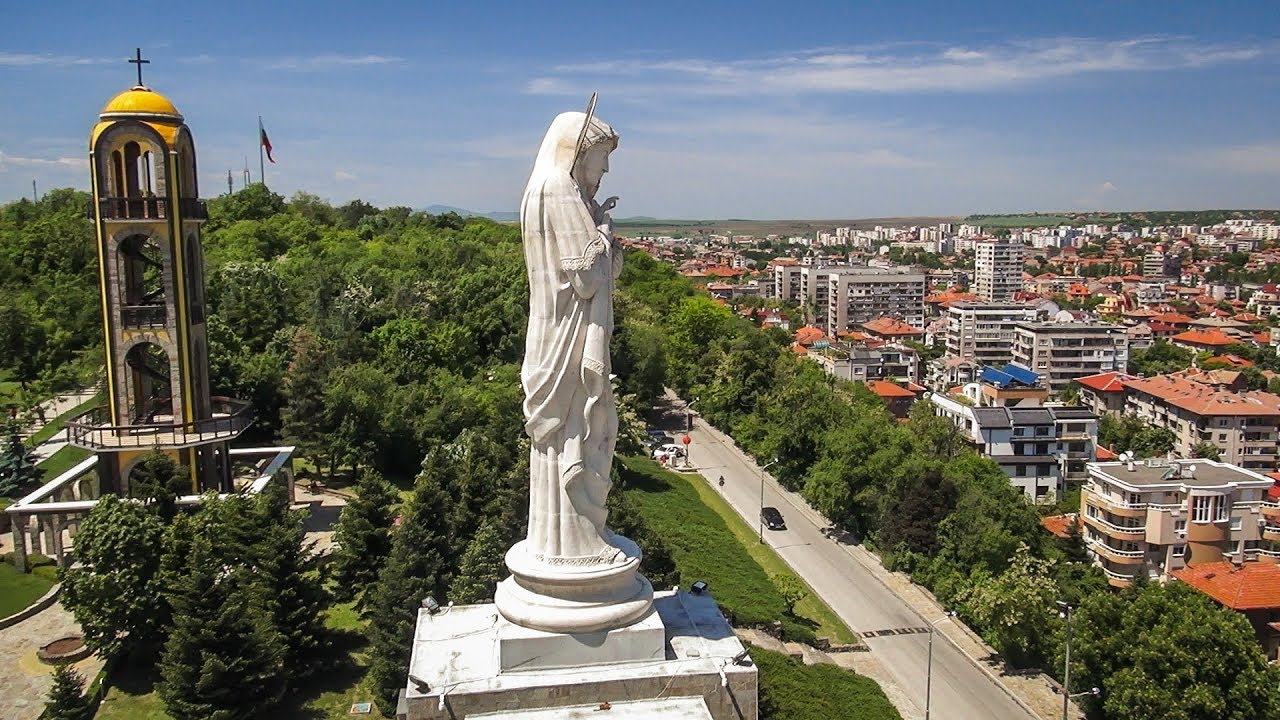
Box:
xmin=519 ymin=111 xmax=621 ymax=562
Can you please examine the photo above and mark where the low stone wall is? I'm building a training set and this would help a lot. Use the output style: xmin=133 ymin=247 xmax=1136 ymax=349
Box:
xmin=0 ymin=584 xmax=61 ymax=630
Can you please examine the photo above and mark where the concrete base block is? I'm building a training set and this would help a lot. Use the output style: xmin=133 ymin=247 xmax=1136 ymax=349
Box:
xmin=498 ymin=606 xmax=666 ymax=671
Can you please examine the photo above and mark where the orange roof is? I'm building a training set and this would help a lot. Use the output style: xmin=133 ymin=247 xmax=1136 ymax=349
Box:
xmin=1173 ymin=562 xmax=1280 ymax=611
xmin=862 ymin=317 xmax=924 ymax=336
xmin=1204 ymin=354 xmax=1254 ymax=368
xmin=704 ymin=266 xmax=745 ymax=278
xmin=1096 ymin=446 xmax=1118 ymax=460
xmin=1234 ymin=313 xmax=1264 ymax=322
xmin=866 ymin=380 xmax=917 ymax=398
xmin=1152 ymin=312 xmax=1196 ymax=325
xmin=1171 ymin=329 xmax=1238 ymax=347
xmin=791 ymin=344 xmax=809 ymax=355
xmin=1040 ymin=514 xmax=1076 ymax=539
xmin=1121 ymin=375 xmax=1280 ymax=417
xmin=794 ymin=325 xmax=827 ymax=345
xmin=1076 ymin=371 xmax=1135 ymax=393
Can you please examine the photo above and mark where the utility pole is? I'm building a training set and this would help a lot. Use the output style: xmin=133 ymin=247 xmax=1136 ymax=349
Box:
xmin=1058 ymin=601 xmax=1074 ymax=720
xmin=226 ymin=169 xmax=233 ymax=195
xmin=31 ymin=179 xmax=37 ymax=203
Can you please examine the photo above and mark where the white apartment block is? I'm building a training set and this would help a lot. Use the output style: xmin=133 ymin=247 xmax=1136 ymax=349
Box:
xmin=1081 ymin=459 xmax=1274 ymax=588
xmin=974 ymin=241 xmax=1025 ymax=302
xmin=772 ymin=263 xmax=803 ymax=304
xmin=945 ymin=302 xmax=1038 ymax=367
xmin=824 ymin=266 xmax=927 ymax=337
xmin=1012 ymin=322 xmax=1129 ymax=392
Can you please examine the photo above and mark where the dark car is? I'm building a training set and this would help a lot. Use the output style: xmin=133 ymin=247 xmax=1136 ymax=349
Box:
xmin=761 ymin=506 xmax=786 ymax=531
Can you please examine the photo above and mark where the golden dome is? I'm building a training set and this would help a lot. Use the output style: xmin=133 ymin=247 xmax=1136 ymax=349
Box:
xmin=100 ymin=86 xmax=183 ymax=121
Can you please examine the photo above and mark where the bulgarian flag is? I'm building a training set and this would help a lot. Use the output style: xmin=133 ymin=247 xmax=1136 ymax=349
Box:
xmin=259 ymin=117 xmax=275 ymax=163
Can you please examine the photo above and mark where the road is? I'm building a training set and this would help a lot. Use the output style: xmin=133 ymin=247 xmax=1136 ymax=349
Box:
xmin=661 ymin=403 xmax=1036 ymax=720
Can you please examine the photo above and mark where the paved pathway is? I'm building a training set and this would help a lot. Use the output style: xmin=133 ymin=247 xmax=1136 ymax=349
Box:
xmin=0 ymin=602 xmax=104 ymax=720
xmin=658 ymin=393 xmax=1082 ymax=720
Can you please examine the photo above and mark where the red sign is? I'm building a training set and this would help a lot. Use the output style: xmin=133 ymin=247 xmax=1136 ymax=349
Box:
xmin=682 ymin=435 xmax=691 ymax=445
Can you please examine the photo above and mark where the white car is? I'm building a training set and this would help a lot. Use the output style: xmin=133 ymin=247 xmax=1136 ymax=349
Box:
xmin=652 ymin=443 xmax=685 ymax=461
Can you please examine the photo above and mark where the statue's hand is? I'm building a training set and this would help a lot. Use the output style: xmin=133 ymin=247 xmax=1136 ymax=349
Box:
xmin=600 ymin=196 xmax=619 ymax=213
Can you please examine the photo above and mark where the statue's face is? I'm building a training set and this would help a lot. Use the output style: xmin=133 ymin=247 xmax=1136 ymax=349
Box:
xmin=575 ymin=143 xmax=611 ymax=196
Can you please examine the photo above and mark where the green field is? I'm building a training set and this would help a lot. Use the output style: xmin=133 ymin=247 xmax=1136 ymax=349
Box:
xmin=617 ymin=456 xmax=857 ymax=645
xmin=38 ymin=445 xmax=93 ymax=482
xmin=0 ymin=562 xmax=55 ymax=617
xmin=29 ymin=392 xmax=104 ymax=446
xmin=965 ymin=214 xmax=1075 ymax=228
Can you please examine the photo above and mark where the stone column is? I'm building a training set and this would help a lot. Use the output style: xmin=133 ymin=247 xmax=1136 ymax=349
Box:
xmin=29 ymin=515 xmax=42 ymax=555
xmin=50 ymin=515 xmax=65 ymax=569
xmin=43 ymin=517 xmax=56 ymax=558
xmin=11 ymin=515 xmax=27 ymax=571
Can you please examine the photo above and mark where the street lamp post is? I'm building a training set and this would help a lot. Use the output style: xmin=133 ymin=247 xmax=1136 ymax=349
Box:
xmin=759 ymin=458 xmax=779 ymax=543
xmin=924 ymin=611 xmax=956 ymax=720
xmin=1058 ymin=601 xmax=1074 ymax=720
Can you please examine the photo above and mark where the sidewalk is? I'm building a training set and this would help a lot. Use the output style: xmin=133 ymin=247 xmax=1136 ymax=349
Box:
xmin=689 ymin=409 xmax=1083 ymax=720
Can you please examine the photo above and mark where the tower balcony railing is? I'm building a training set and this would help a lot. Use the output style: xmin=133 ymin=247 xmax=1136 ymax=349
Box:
xmin=66 ymin=396 xmax=253 ymax=450
xmin=91 ymin=196 xmax=208 ymax=221
xmin=122 ymin=304 xmax=167 ymax=328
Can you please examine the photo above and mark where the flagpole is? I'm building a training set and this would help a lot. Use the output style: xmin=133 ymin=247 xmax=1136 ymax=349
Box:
xmin=258 ymin=116 xmax=266 ymax=187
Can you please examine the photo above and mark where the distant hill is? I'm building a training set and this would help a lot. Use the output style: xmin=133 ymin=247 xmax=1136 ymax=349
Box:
xmin=422 ymin=205 xmax=519 ymax=222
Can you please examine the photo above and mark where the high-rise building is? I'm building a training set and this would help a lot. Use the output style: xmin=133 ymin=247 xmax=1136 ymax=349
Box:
xmin=824 ymin=266 xmax=926 ymax=336
xmin=1011 ymin=321 xmax=1129 ymax=392
xmin=945 ymin=302 xmax=1038 ymax=366
xmin=974 ymin=240 xmax=1024 ymax=302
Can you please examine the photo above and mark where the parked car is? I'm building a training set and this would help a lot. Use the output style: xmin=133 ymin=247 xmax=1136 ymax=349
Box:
xmin=645 ymin=429 xmax=670 ymax=449
xmin=760 ymin=506 xmax=786 ymax=530
xmin=652 ymin=443 xmax=685 ymax=461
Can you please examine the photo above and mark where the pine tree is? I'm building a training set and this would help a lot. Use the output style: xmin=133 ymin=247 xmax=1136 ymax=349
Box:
xmin=330 ymin=468 xmax=398 ymax=603
xmin=364 ymin=456 xmax=455 ymax=711
xmin=449 ymin=517 xmax=509 ymax=604
xmin=0 ymin=416 xmax=38 ymax=496
xmin=280 ymin=329 xmax=335 ymax=478
xmin=126 ymin=450 xmax=189 ymax=522
xmin=248 ymin=480 xmax=330 ymax=688
xmin=44 ymin=663 xmax=91 ymax=720
xmin=158 ymin=533 xmax=286 ymax=719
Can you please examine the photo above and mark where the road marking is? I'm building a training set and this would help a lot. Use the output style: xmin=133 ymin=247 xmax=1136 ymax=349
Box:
xmin=859 ymin=626 xmax=931 ymax=638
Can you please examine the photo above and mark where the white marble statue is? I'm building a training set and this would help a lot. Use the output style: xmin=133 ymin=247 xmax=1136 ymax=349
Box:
xmin=496 ymin=107 xmax=652 ymax=634
xmin=519 ymin=110 xmax=624 ymax=562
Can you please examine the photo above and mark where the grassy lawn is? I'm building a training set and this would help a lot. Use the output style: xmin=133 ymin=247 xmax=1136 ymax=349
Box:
xmin=967 ymin=214 xmax=1074 ymax=228
xmin=95 ymin=600 xmax=375 ymax=720
xmin=0 ymin=562 xmax=55 ymax=617
xmin=754 ymin=644 xmax=901 ymax=720
xmin=29 ymin=392 xmax=104 ymax=446
xmin=617 ymin=456 xmax=857 ymax=645
xmin=38 ymin=445 xmax=94 ymax=482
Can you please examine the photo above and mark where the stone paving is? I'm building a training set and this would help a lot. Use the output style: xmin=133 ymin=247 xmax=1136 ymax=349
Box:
xmin=0 ymin=602 xmax=104 ymax=720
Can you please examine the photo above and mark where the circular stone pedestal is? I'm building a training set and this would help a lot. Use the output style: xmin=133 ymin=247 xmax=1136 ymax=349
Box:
xmin=495 ymin=535 xmax=654 ymax=634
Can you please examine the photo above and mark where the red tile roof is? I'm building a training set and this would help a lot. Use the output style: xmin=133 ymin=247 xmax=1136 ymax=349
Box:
xmin=1076 ymin=371 xmax=1135 ymax=393
xmin=1172 ymin=329 xmax=1238 ymax=347
xmin=1173 ymin=562 xmax=1280 ymax=611
xmin=1040 ymin=514 xmax=1077 ymax=540
xmin=862 ymin=317 xmax=924 ymax=337
xmin=1122 ymin=375 xmax=1280 ymax=417
xmin=1204 ymin=354 xmax=1254 ymax=368
xmin=794 ymin=325 xmax=827 ymax=345
xmin=1096 ymin=446 xmax=1118 ymax=460
xmin=1153 ymin=312 xmax=1196 ymax=325
xmin=866 ymin=380 xmax=918 ymax=398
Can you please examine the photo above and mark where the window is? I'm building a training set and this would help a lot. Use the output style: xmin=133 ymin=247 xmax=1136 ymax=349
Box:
xmin=1038 ymin=464 xmax=1052 ymax=477
xmin=1217 ymin=500 xmax=1230 ymax=523
xmin=1230 ymin=516 xmax=1243 ymax=531
xmin=1175 ymin=519 xmax=1186 ymax=534
xmin=1218 ymin=433 xmax=1227 ymax=442
xmin=1015 ymin=464 xmax=1027 ymax=477
xmin=1035 ymin=426 xmax=1050 ymax=436
xmin=1192 ymin=495 xmax=1212 ymax=523
xmin=1172 ymin=544 xmax=1186 ymax=558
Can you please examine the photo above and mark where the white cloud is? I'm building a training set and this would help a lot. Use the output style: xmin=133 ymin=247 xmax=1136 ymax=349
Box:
xmin=268 ymin=54 xmax=404 ymax=71
xmin=0 ymin=150 xmax=88 ymax=170
xmin=0 ymin=52 xmax=113 ymax=66
xmin=526 ymin=36 xmax=1273 ymax=97
xmin=334 ymin=170 xmax=357 ymax=182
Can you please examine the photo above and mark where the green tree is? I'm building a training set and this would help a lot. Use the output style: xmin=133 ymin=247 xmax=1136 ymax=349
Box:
xmin=330 ymin=469 xmax=399 ymax=603
xmin=1190 ymin=441 xmax=1222 ymax=460
xmin=449 ymin=517 xmax=509 ymax=604
xmin=60 ymin=495 xmax=168 ymax=659
xmin=280 ymin=328 xmax=335 ymax=477
xmin=158 ymin=533 xmax=287 ymax=719
xmin=43 ymin=663 xmax=91 ymax=720
xmin=0 ymin=417 xmax=38 ymax=496
xmin=956 ymin=544 xmax=1060 ymax=668
xmin=365 ymin=457 xmax=456 ymax=711
xmin=126 ymin=450 xmax=190 ymax=522
xmin=1128 ymin=340 xmax=1193 ymax=376
xmin=772 ymin=573 xmax=809 ymax=615
xmin=1072 ymin=582 xmax=1280 ymax=720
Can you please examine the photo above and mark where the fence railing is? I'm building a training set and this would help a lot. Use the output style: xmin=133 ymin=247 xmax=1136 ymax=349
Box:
xmin=66 ymin=397 xmax=253 ymax=449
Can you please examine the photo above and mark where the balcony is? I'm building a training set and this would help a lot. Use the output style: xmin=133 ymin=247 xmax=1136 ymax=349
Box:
xmin=1102 ymin=567 xmax=1138 ymax=589
xmin=1083 ymin=512 xmax=1147 ymax=540
xmin=1264 ymin=523 xmax=1280 ymax=543
xmin=1085 ymin=490 xmax=1148 ymax=518
xmin=66 ymin=396 xmax=253 ymax=450
xmin=1086 ymin=537 xmax=1147 ymax=564
xmin=94 ymin=196 xmax=208 ymax=222
xmin=122 ymin=304 xmax=166 ymax=328
xmin=1263 ymin=502 xmax=1280 ymax=522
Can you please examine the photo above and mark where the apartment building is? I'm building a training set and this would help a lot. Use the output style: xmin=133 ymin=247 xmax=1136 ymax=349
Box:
xmin=819 ymin=266 xmax=927 ymax=337
xmin=772 ymin=262 xmax=803 ymax=304
xmin=809 ymin=343 xmax=920 ymax=384
xmin=1081 ymin=459 xmax=1274 ymax=588
xmin=1122 ymin=375 xmax=1280 ymax=470
xmin=974 ymin=240 xmax=1025 ymax=302
xmin=929 ymin=395 xmax=1099 ymax=502
xmin=945 ymin=302 xmax=1039 ymax=367
xmin=1012 ymin=321 xmax=1129 ymax=392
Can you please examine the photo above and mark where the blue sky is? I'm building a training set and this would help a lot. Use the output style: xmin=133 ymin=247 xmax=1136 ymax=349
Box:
xmin=2 ymin=0 xmax=1278 ymax=218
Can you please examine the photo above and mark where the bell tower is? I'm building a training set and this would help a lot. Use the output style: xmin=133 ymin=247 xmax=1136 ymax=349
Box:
xmin=67 ymin=50 xmax=253 ymax=494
